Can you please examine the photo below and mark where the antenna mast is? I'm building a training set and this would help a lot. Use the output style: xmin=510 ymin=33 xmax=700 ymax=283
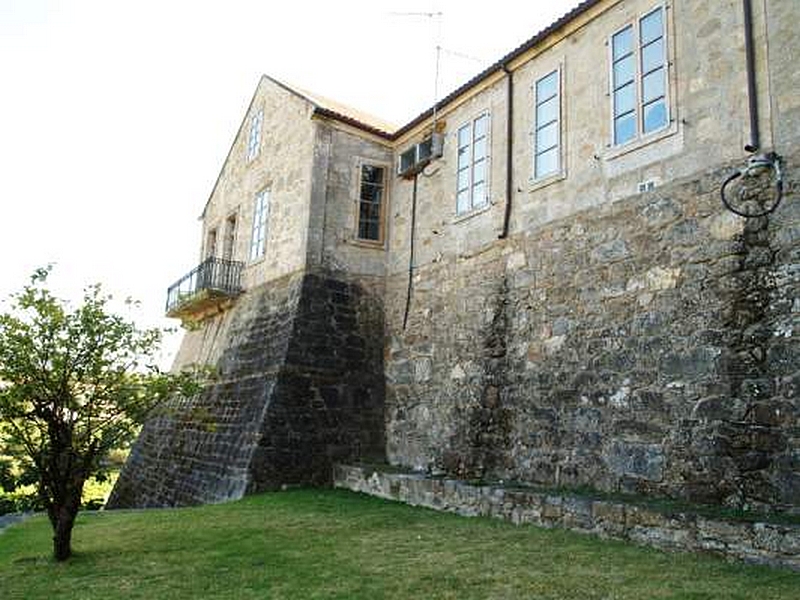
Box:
xmin=389 ymin=9 xmax=444 ymax=130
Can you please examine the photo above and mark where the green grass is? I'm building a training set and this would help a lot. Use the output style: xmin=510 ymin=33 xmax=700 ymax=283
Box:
xmin=1 ymin=489 xmax=799 ymax=599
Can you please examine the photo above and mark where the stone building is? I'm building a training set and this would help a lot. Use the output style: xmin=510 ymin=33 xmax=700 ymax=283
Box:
xmin=109 ymin=0 xmax=800 ymax=513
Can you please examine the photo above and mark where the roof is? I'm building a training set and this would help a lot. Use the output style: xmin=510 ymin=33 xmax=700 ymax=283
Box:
xmin=278 ymin=81 xmax=398 ymax=139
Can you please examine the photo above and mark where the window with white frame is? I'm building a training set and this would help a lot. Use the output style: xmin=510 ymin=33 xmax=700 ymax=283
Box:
xmin=456 ymin=113 xmax=490 ymax=215
xmin=246 ymin=109 xmax=263 ymax=161
xmin=356 ymin=164 xmax=386 ymax=242
xmin=533 ymin=69 xmax=561 ymax=180
xmin=611 ymin=6 xmax=668 ymax=146
xmin=249 ymin=188 xmax=269 ymax=261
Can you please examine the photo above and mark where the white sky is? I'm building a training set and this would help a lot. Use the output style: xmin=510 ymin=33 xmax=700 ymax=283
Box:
xmin=0 ymin=0 xmax=579 ymax=366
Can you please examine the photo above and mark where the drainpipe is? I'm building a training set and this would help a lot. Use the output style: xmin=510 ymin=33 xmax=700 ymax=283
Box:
xmin=742 ymin=0 xmax=760 ymax=153
xmin=499 ymin=65 xmax=514 ymax=239
xmin=720 ymin=0 xmax=783 ymax=218
xmin=402 ymin=174 xmax=419 ymax=330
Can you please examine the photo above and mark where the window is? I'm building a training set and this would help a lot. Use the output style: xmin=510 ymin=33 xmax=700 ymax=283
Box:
xmin=357 ymin=165 xmax=385 ymax=242
xmin=611 ymin=6 xmax=668 ymax=146
xmin=246 ymin=109 xmax=263 ymax=161
xmin=456 ymin=113 xmax=490 ymax=215
xmin=533 ymin=70 xmax=561 ymax=179
xmin=205 ymin=228 xmax=217 ymax=259
xmin=222 ymin=214 xmax=237 ymax=260
xmin=249 ymin=189 xmax=269 ymax=261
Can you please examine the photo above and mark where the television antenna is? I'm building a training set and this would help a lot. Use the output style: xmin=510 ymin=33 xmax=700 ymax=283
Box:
xmin=389 ymin=10 xmax=444 ymax=128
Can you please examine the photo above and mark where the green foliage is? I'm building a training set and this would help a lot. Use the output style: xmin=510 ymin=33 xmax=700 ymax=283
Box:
xmin=0 ymin=267 xmax=207 ymax=558
xmin=1 ymin=489 xmax=799 ymax=599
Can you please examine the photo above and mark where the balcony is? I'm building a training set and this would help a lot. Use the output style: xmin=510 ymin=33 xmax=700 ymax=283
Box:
xmin=166 ymin=257 xmax=244 ymax=322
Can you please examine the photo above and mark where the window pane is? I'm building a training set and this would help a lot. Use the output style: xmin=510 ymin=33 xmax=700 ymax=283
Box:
xmin=537 ymin=96 xmax=558 ymax=127
xmin=612 ymin=26 xmax=633 ymax=59
xmin=473 ymin=115 xmax=488 ymax=138
xmin=643 ymin=99 xmax=668 ymax=133
xmin=536 ymin=121 xmax=559 ymax=152
xmin=366 ymin=220 xmax=380 ymax=241
xmin=472 ymin=181 xmax=487 ymax=206
xmin=613 ymin=54 xmax=635 ymax=87
xmin=614 ymin=82 xmax=636 ymax=116
xmin=536 ymin=71 xmax=558 ymax=102
xmin=642 ymin=67 xmax=665 ymax=104
xmin=640 ymin=8 xmax=663 ymax=46
xmin=535 ymin=147 xmax=559 ymax=178
xmin=641 ymin=38 xmax=664 ymax=74
xmin=457 ymin=169 xmax=470 ymax=192
xmin=457 ymin=145 xmax=470 ymax=169
xmin=457 ymin=189 xmax=470 ymax=214
xmin=473 ymin=137 xmax=487 ymax=160
xmin=473 ymin=159 xmax=486 ymax=185
xmin=615 ymin=113 xmax=637 ymax=145
xmin=458 ymin=124 xmax=471 ymax=148
xmin=361 ymin=165 xmax=384 ymax=185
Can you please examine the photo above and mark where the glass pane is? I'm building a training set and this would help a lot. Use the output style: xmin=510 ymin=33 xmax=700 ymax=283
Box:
xmin=642 ymin=67 xmax=665 ymax=104
xmin=457 ymin=168 xmax=470 ymax=192
xmin=472 ymin=181 xmax=487 ymax=206
xmin=361 ymin=165 xmax=384 ymax=185
xmin=643 ymin=99 xmax=668 ymax=133
xmin=613 ymin=54 xmax=635 ymax=87
xmin=612 ymin=26 xmax=633 ymax=60
xmin=615 ymin=113 xmax=637 ymax=145
xmin=474 ymin=114 xmax=489 ymax=138
xmin=358 ymin=220 xmax=370 ymax=240
xmin=458 ymin=124 xmax=471 ymax=148
xmin=536 ymin=71 xmax=558 ymax=102
xmin=614 ymin=82 xmax=636 ymax=117
xmin=536 ymin=121 xmax=559 ymax=152
xmin=473 ymin=137 xmax=487 ymax=160
xmin=457 ymin=189 xmax=470 ymax=214
xmin=640 ymin=8 xmax=663 ymax=46
xmin=369 ymin=202 xmax=382 ymax=220
xmin=366 ymin=220 xmax=380 ymax=241
xmin=641 ymin=38 xmax=664 ymax=74
xmin=359 ymin=202 xmax=371 ymax=223
xmin=537 ymin=96 xmax=558 ymax=127
xmin=535 ymin=147 xmax=559 ymax=179
xmin=473 ymin=159 xmax=486 ymax=185
xmin=457 ymin=145 xmax=470 ymax=169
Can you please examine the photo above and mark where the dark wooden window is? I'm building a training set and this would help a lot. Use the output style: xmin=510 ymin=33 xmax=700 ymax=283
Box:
xmin=357 ymin=165 xmax=385 ymax=242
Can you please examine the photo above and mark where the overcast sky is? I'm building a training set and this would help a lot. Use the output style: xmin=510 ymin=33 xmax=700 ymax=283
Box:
xmin=0 ymin=0 xmax=579 ymax=365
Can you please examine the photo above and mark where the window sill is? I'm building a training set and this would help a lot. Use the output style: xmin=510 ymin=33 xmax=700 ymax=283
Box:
xmin=347 ymin=238 xmax=387 ymax=251
xmin=246 ymin=255 xmax=267 ymax=267
xmin=528 ymin=171 xmax=567 ymax=193
xmin=452 ymin=202 xmax=493 ymax=225
xmin=603 ymin=121 xmax=679 ymax=161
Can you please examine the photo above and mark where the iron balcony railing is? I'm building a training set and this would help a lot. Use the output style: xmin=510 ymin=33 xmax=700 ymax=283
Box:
xmin=165 ymin=256 xmax=244 ymax=315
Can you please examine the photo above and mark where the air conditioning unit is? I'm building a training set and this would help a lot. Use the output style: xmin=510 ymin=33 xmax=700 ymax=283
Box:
xmin=397 ymin=132 xmax=444 ymax=177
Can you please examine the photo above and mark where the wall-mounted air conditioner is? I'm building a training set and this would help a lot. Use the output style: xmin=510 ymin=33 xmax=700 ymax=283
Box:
xmin=397 ymin=132 xmax=444 ymax=178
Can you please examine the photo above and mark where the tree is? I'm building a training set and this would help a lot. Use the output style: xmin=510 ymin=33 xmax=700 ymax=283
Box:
xmin=0 ymin=268 xmax=204 ymax=561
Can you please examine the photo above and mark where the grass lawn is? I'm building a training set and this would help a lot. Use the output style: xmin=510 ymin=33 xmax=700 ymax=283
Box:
xmin=1 ymin=489 xmax=799 ymax=599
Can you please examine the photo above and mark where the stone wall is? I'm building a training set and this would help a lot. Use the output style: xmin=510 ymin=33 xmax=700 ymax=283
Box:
xmin=335 ymin=464 xmax=800 ymax=570
xmin=109 ymin=270 xmax=385 ymax=508
xmin=384 ymin=153 xmax=800 ymax=511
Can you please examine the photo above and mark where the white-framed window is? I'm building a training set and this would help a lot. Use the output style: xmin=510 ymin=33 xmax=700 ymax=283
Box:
xmin=356 ymin=164 xmax=386 ymax=242
xmin=533 ymin=69 xmax=561 ymax=180
xmin=249 ymin=188 xmax=269 ymax=261
xmin=456 ymin=112 xmax=490 ymax=215
xmin=610 ymin=6 xmax=669 ymax=146
xmin=246 ymin=109 xmax=263 ymax=161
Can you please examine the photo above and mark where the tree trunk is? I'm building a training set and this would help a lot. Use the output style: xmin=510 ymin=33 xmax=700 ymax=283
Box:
xmin=47 ymin=482 xmax=83 ymax=562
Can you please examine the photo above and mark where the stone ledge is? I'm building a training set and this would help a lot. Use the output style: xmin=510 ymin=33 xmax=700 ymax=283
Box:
xmin=333 ymin=463 xmax=800 ymax=571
